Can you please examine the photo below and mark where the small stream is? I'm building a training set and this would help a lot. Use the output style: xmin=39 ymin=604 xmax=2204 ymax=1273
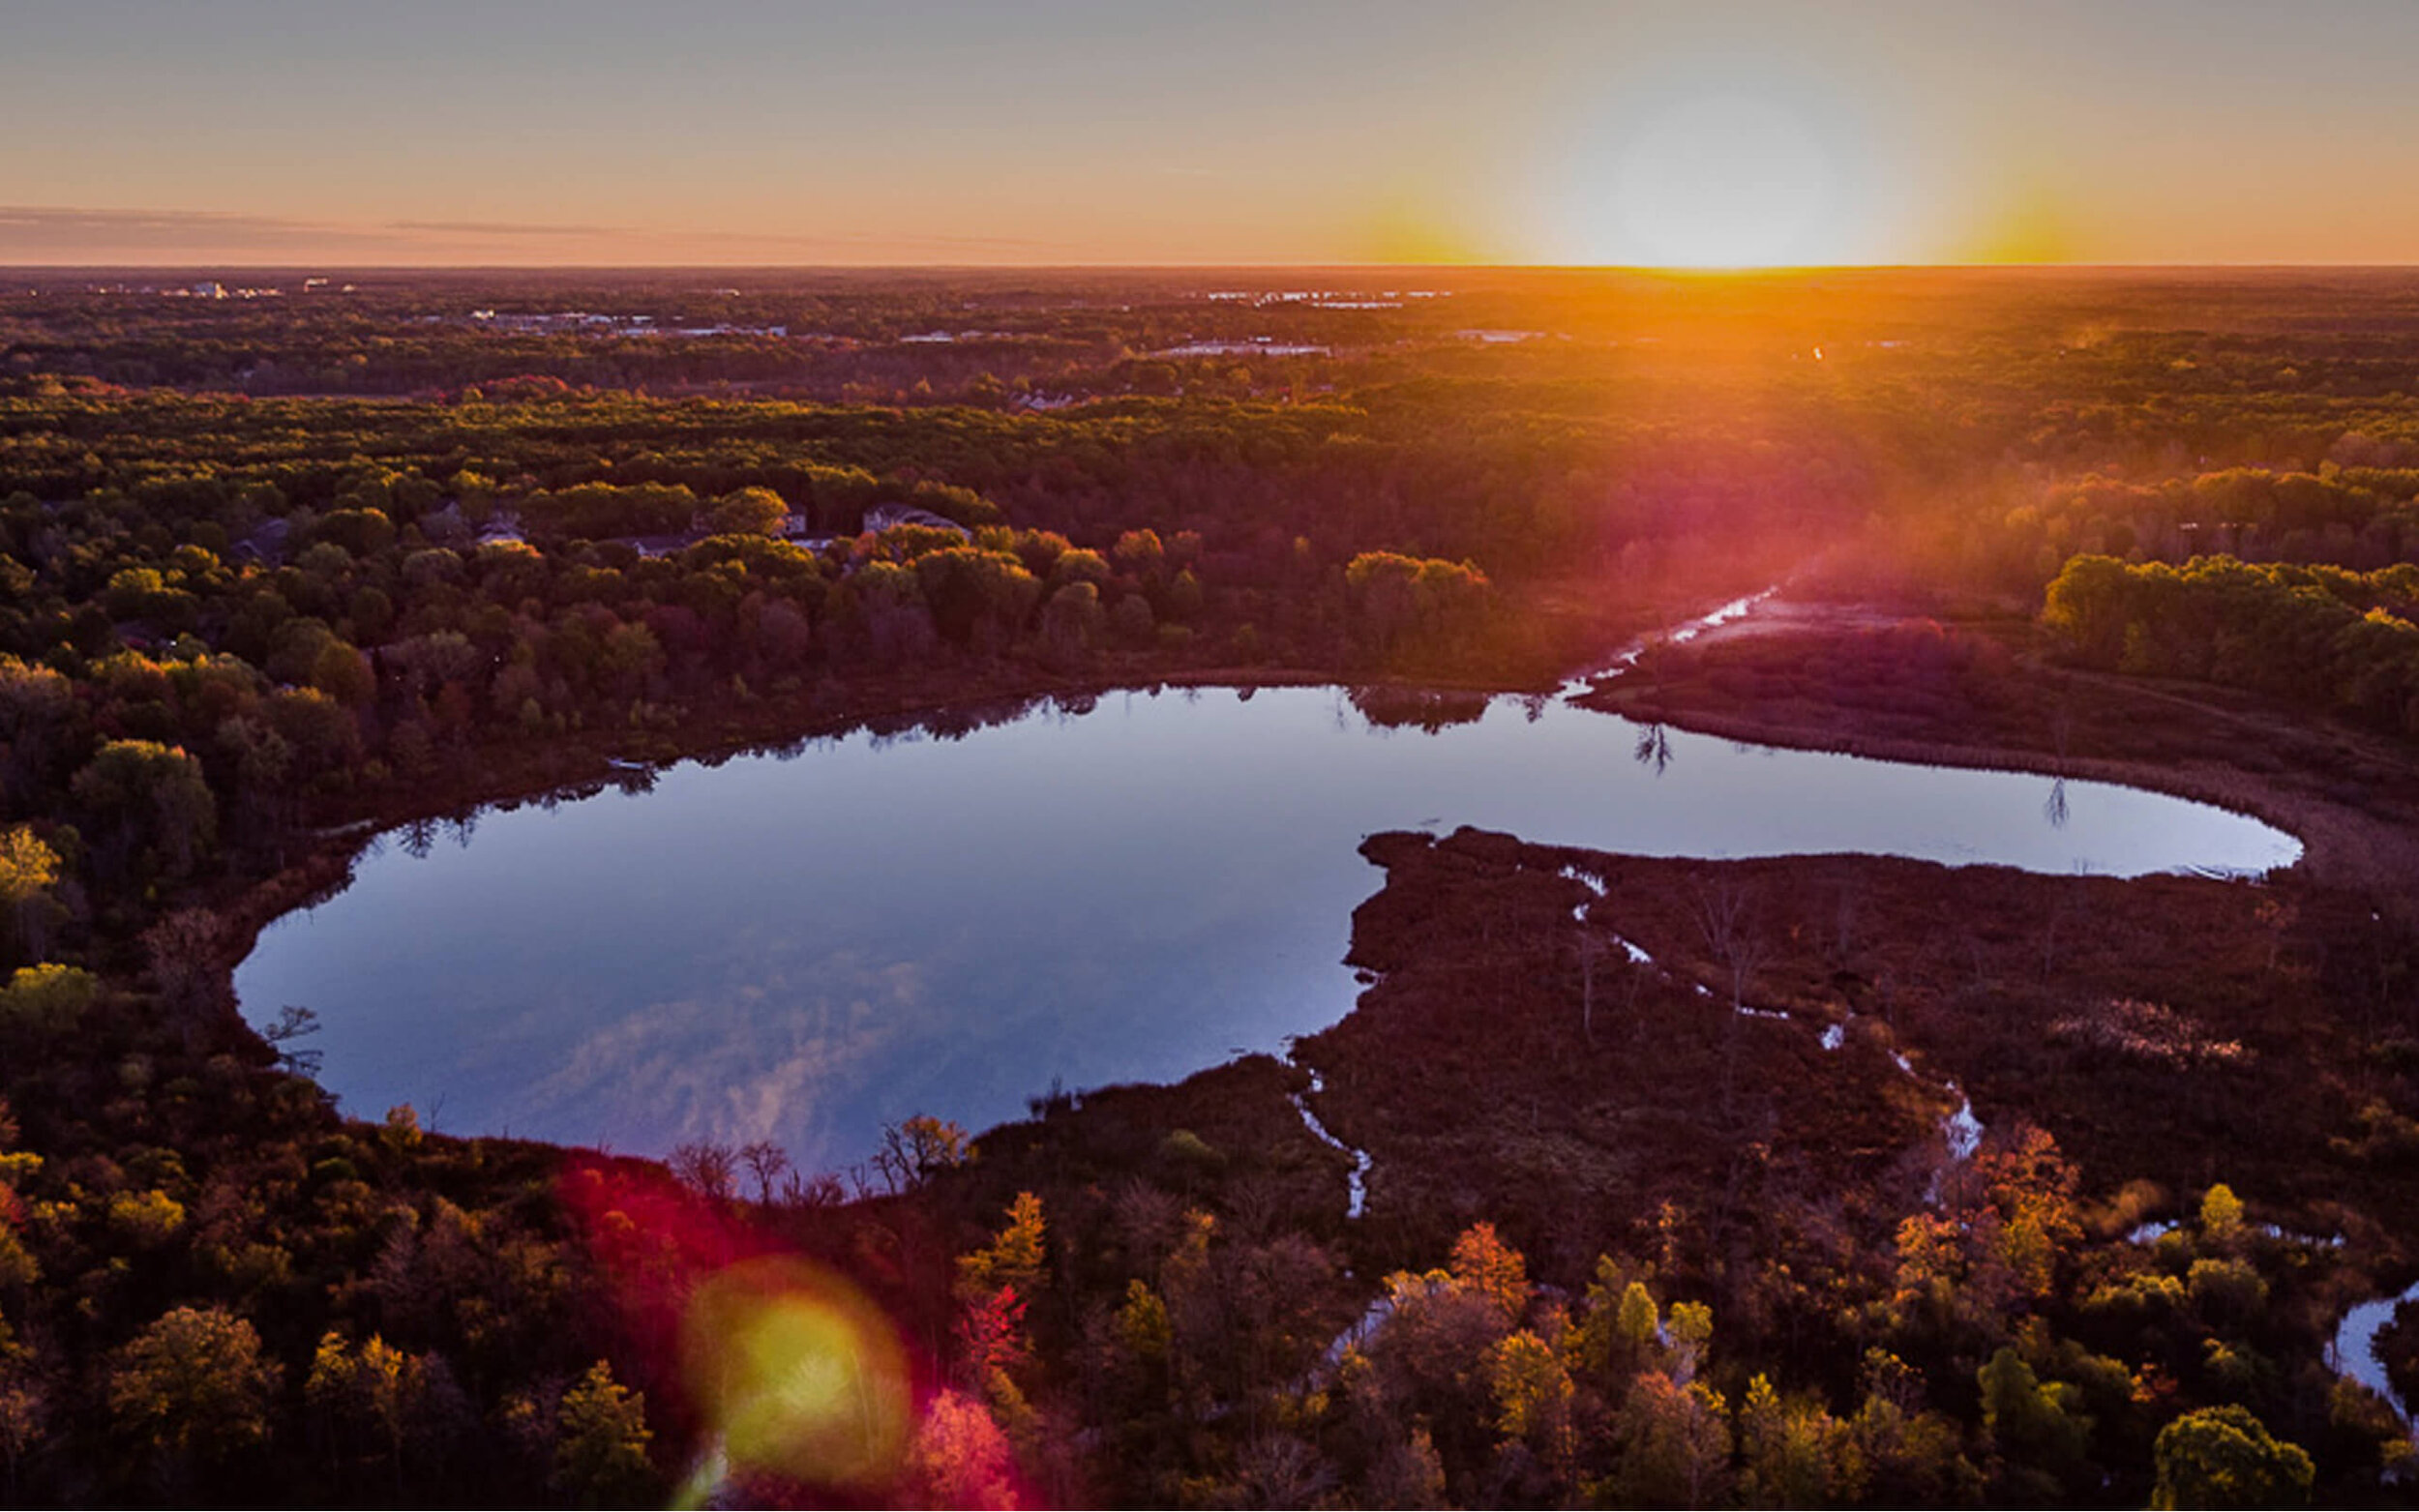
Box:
xmin=1558 ymin=859 xmax=1987 ymax=1193
xmin=1287 ymin=1069 xmax=1370 ymax=1220
xmin=2333 ymin=1282 xmax=2419 ymax=1441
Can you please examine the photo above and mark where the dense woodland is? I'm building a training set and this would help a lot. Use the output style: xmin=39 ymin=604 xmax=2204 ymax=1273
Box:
xmin=0 ymin=269 xmax=2417 ymax=1505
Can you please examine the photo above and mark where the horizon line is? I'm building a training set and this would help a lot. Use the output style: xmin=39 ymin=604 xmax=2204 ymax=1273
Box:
xmin=13 ymin=260 xmax=2419 ymax=275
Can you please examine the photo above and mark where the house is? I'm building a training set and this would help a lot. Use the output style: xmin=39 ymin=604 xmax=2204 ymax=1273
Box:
xmin=862 ymin=504 xmax=971 ymax=540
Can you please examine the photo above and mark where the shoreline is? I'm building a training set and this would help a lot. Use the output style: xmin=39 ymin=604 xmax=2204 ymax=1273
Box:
xmin=1581 ymin=599 xmax=2419 ymax=914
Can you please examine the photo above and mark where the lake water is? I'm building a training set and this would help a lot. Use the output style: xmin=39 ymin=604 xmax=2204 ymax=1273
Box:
xmin=234 ymin=684 xmax=2300 ymax=1171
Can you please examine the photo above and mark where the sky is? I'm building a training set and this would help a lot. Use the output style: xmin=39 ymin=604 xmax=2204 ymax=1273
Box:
xmin=9 ymin=0 xmax=2419 ymax=267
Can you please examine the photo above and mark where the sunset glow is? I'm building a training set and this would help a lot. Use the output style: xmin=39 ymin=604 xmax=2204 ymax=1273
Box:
xmin=13 ymin=5 xmax=2419 ymax=1503
xmin=1585 ymin=92 xmax=1843 ymax=268
xmin=12 ymin=1 xmax=2419 ymax=266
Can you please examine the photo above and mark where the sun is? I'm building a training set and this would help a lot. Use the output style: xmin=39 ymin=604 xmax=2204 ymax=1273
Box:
xmin=1607 ymin=93 xmax=1837 ymax=268
xmin=1544 ymin=86 xmax=1868 ymax=268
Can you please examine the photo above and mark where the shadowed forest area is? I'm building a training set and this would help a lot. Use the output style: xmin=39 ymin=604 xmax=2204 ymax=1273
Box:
xmin=1 ymin=268 xmax=2418 ymax=1505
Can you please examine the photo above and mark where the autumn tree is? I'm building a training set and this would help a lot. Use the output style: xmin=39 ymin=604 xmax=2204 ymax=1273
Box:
xmin=0 ymin=828 xmax=60 ymax=964
xmin=958 ymin=1192 xmax=1047 ymax=1302
xmin=2150 ymin=1404 xmax=2314 ymax=1509
xmin=0 ymin=964 xmax=93 ymax=1037
xmin=901 ymin=1388 xmax=1019 ymax=1510
xmin=1610 ymin=1373 xmax=1732 ymax=1508
xmin=709 ymin=487 xmax=791 ymax=537
xmin=552 ymin=1360 xmax=657 ymax=1508
xmin=1448 ymin=1222 xmax=1529 ymax=1320
xmin=105 ymin=1307 xmax=281 ymax=1488
xmin=875 ymin=1113 xmax=969 ymax=1193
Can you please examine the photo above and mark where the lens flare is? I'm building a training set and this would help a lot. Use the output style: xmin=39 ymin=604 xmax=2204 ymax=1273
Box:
xmin=679 ymin=1255 xmax=912 ymax=1491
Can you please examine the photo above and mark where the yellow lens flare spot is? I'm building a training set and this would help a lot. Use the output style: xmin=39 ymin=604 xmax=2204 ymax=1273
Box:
xmin=679 ymin=1256 xmax=911 ymax=1492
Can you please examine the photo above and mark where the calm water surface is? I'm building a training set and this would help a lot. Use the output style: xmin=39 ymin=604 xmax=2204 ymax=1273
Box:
xmin=235 ymin=687 xmax=2299 ymax=1170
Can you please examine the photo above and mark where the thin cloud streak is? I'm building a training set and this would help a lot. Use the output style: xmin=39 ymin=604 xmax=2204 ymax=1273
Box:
xmin=0 ymin=205 xmax=1075 ymax=265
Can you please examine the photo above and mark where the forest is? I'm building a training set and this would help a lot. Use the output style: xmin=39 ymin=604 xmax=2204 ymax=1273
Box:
xmin=1 ymin=268 xmax=2418 ymax=1505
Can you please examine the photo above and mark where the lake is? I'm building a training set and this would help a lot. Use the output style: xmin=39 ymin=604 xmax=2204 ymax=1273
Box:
xmin=234 ymin=683 xmax=2300 ymax=1171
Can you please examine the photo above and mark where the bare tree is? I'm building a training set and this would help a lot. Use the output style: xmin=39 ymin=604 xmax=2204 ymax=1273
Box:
xmin=1693 ymin=878 xmax=1767 ymax=1015
xmin=262 ymin=1004 xmax=323 ymax=1076
xmin=1832 ymin=881 xmax=1861 ymax=966
xmin=738 ymin=1141 xmax=791 ymax=1204
xmin=668 ymin=1141 xmax=737 ymax=1201
xmin=2255 ymin=896 xmax=2297 ymax=974
xmin=778 ymin=1170 xmax=847 ymax=1208
xmin=143 ymin=908 xmax=227 ymax=1051
xmin=1693 ymin=878 xmax=1768 ymax=1118
xmin=1576 ymin=932 xmax=1610 ymax=1046
xmin=871 ymin=1114 xmax=970 ymax=1194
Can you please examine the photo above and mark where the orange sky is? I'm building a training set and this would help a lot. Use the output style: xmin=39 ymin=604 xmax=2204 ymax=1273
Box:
xmin=9 ymin=1 xmax=2419 ymax=266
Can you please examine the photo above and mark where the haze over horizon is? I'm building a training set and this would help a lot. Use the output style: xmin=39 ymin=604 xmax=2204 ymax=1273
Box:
xmin=14 ymin=0 xmax=2419 ymax=269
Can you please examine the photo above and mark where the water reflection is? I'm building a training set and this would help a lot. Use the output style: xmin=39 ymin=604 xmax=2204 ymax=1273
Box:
xmin=237 ymin=686 xmax=2300 ymax=1171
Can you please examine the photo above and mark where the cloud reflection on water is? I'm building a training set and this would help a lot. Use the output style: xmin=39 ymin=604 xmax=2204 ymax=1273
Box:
xmin=237 ymin=686 xmax=2298 ymax=1169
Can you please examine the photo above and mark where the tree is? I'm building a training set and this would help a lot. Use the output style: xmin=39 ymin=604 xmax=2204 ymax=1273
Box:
xmin=1365 ymin=1424 xmax=1448 ymax=1509
xmin=1739 ymin=1373 xmax=1862 ymax=1507
xmin=1693 ymin=877 xmax=1767 ymax=1015
xmin=1039 ymin=581 xmax=1103 ymax=668
xmin=738 ymin=1141 xmax=791 ymax=1203
xmin=1666 ymin=1301 xmax=1715 ymax=1385
xmin=1487 ymin=1329 xmax=1575 ymax=1485
xmin=2041 ymin=553 xmax=2139 ymax=667
xmin=1693 ymin=877 xmax=1768 ymax=1115
xmin=1977 ymin=1348 xmax=2092 ymax=1501
xmin=314 ymin=506 xmax=395 ymax=558
xmin=0 ymin=828 xmax=60 ymax=963
xmin=709 ymin=487 xmax=791 ymax=538
xmin=1108 ymin=592 xmax=1155 ymax=648
xmin=875 ymin=1113 xmax=968 ymax=1192
xmin=0 ymin=963 xmax=95 ymax=1036
xmin=667 ymin=1141 xmax=736 ymax=1201
xmin=901 ymin=1389 xmax=1019 ymax=1509
xmin=552 ymin=1360 xmax=656 ymax=1508
xmin=105 ymin=1307 xmax=280 ymax=1476
xmin=958 ymin=1192 xmax=1047 ymax=1302
xmin=910 ymin=547 xmax=1041 ymax=650
xmin=73 ymin=740 xmax=216 ymax=877
xmin=1611 ymin=1373 xmax=1732 ymax=1508
xmin=1448 ymin=1221 xmax=1528 ymax=1319
xmin=1048 ymin=548 xmax=1110 ymax=591
xmin=1574 ymin=929 xmax=1617 ymax=1046
xmin=0 ymin=657 xmax=77 ymax=798
xmin=142 ymin=908 xmax=224 ymax=1031
xmin=304 ymin=1330 xmax=417 ymax=1478
xmin=2150 ymin=1405 xmax=2314 ymax=1509
xmin=1113 ymin=528 xmax=1166 ymax=580
xmin=0 ymin=1369 xmax=44 ymax=1503
xmin=2198 ymin=1182 xmax=2246 ymax=1241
